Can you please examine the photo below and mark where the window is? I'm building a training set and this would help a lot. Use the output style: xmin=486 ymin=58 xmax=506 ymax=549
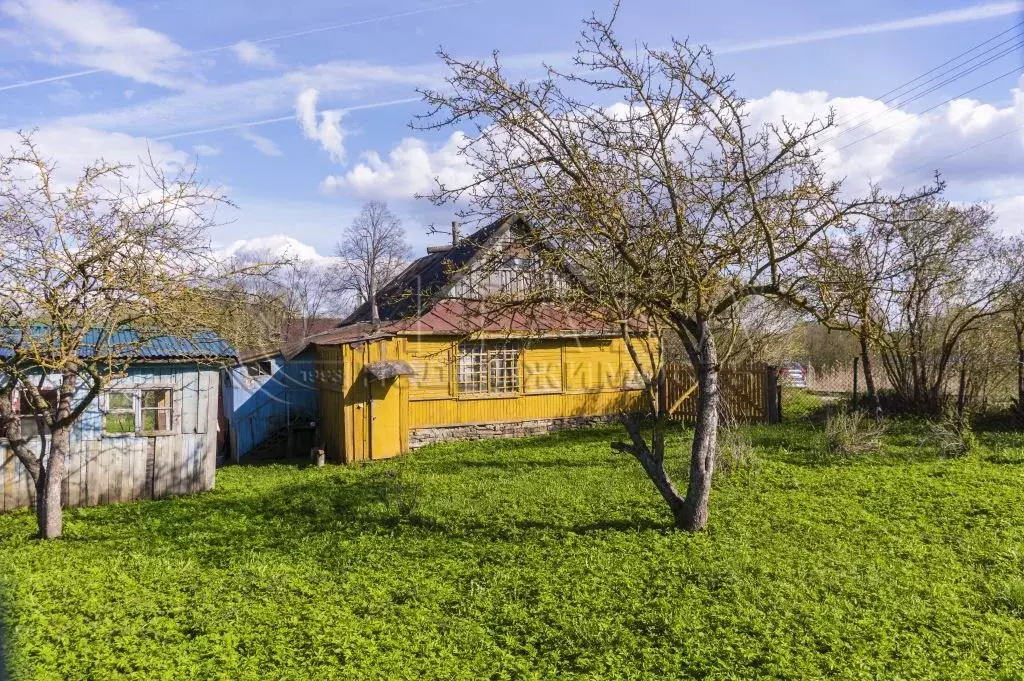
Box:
xmin=245 ymin=360 xmax=273 ymax=378
xmin=103 ymin=391 xmax=135 ymax=434
xmin=102 ymin=388 xmax=174 ymax=435
xmin=458 ymin=342 xmax=520 ymax=395
xmin=14 ymin=387 xmax=58 ymax=439
xmin=140 ymin=389 xmax=173 ymax=434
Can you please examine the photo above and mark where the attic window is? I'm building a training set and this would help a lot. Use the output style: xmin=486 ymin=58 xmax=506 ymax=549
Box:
xmin=245 ymin=360 xmax=273 ymax=378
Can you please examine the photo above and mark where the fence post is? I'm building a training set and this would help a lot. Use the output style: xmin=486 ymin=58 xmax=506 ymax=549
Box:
xmin=765 ymin=365 xmax=780 ymax=424
xmin=852 ymin=356 xmax=859 ymax=411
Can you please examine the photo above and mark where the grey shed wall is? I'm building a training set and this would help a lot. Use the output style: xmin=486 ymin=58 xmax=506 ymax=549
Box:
xmin=0 ymin=364 xmax=221 ymax=512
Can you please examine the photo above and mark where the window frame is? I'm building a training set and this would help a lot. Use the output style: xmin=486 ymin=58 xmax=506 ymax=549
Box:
xmin=102 ymin=390 xmax=137 ymax=436
xmin=102 ymin=386 xmax=176 ymax=437
xmin=457 ymin=341 xmax=522 ymax=397
xmin=139 ymin=387 xmax=175 ymax=436
xmin=245 ymin=359 xmax=273 ymax=379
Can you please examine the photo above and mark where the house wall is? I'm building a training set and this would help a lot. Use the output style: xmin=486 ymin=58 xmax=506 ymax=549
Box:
xmin=223 ymin=349 xmax=319 ymax=461
xmin=0 ymin=363 xmax=221 ymax=512
xmin=315 ymin=334 xmax=656 ymax=462
xmin=316 ymin=339 xmax=408 ymax=464
xmin=405 ymin=335 xmax=652 ymax=432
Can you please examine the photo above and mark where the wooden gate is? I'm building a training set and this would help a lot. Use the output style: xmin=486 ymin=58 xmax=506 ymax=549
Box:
xmin=664 ymin=360 xmax=779 ymax=424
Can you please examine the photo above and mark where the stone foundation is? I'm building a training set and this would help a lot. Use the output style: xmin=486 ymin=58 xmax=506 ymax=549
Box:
xmin=409 ymin=415 xmax=620 ymax=449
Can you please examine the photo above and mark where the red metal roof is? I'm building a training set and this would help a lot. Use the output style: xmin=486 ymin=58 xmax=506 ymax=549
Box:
xmin=389 ymin=299 xmax=624 ymax=336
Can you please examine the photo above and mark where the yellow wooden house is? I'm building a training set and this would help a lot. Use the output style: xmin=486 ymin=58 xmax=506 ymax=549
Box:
xmin=290 ymin=215 xmax=657 ymax=463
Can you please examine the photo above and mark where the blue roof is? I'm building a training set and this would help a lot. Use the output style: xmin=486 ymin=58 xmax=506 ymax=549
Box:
xmin=0 ymin=326 xmax=236 ymax=361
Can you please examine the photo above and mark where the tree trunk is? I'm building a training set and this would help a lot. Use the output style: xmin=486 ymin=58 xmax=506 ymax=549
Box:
xmin=615 ymin=417 xmax=686 ymax=523
xmin=368 ymin=263 xmax=380 ymax=330
xmin=680 ymin=326 xmax=719 ymax=532
xmin=1016 ymin=328 xmax=1024 ymax=421
xmin=858 ymin=329 xmax=881 ymax=423
xmin=36 ymin=424 xmax=68 ymax=539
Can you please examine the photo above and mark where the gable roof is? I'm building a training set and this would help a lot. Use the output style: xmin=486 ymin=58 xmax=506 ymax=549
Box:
xmin=342 ymin=214 xmax=519 ymax=325
xmin=284 ymin=214 xmax=644 ymax=351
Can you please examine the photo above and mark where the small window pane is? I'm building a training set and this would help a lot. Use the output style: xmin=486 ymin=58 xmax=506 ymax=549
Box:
xmin=141 ymin=409 xmax=170 ymax=432
xmin=140 ymin=389 xmax=172 ymax=434
xmin=141 ymin=390 xmax=170 ymax=409
xmin=104 ymin=412 xmax=135 ymax=433
xmin=108 ymin=392 xmax=134 ymax=410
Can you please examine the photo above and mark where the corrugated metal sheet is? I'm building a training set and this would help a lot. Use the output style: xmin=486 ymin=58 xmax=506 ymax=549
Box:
xmin=0 ymin=326 xmax=236 ymax=360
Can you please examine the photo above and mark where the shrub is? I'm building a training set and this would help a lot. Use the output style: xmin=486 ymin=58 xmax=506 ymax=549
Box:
xmin=927 ymin=415 xmax=979 ymax=459
xmin=824 ymin=409 xmax=884 ymax=458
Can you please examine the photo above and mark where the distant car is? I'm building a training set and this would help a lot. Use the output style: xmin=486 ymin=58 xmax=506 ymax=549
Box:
xmin=781 ymin=362 xmax=807 ymax=388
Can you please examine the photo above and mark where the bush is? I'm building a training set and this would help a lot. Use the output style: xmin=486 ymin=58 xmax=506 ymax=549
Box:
xmin=824 ymin=409 xmax=884 ymax=457
xmin=927 ymin=415 xmax=979 ymax=459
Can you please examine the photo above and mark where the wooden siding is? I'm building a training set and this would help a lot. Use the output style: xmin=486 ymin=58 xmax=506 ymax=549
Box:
xmin=317 ymin=339 xmax=409 ymax=464
xmin=406 ymin=336 xmax=651 ymax=428
xmin=1 ymin=365 xmax=220 ymax=512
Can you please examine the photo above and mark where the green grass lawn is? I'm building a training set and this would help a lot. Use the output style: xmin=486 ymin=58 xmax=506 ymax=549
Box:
xmin=2 ymin=413 xmax=1024 ymax=680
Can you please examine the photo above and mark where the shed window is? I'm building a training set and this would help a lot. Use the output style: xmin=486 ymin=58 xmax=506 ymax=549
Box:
xmin=141 ymin=389 xmax=173 ymax=433
xmin=245 ymin=360 xmax=273 ymax=378
xmin=458 ymin=342 xmax=520 ymax=394
xmin=14 ymin=388 xmax=58 ymax=439
xmin=103 ymin=391 xmax=136 ymax=434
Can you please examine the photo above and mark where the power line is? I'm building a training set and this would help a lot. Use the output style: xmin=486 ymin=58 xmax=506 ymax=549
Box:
xmin=834 ymin=65 xmax=1022 ymax=154
xmin=820 ymin=22 xmax=1024 ymax=146
xmin=888 ymin=123 xmax=1023 ymax=184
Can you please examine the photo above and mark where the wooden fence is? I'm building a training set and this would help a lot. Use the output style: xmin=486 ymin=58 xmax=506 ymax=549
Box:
xmin=664 ymin=360 xmax=780 ymax=424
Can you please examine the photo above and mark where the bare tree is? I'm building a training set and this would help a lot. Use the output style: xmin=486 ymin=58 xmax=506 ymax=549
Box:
xmin=1008 ymin=237 xmax=1024 ymax=420
xmin=335 ymin=201 xmax=411 ymax=328
xmin=869 ymin=199 xmax=1013 ymax=415
xmin=0 ymin=134 xmax=273 ymax=539
xmin=417 ymin=8 xmax=909 ymax=530
xmin=226 ymin=250 xmax=350 ymax=344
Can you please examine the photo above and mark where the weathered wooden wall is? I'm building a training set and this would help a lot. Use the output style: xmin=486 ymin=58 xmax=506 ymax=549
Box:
xmin=0 ymin=365 xmax=220 ymax=512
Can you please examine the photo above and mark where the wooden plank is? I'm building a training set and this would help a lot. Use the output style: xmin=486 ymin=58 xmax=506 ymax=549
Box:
xmin=84 ymin=440 xmax=101 ymax=507
xmin=3 ymin=449 xmax=13 ymax=512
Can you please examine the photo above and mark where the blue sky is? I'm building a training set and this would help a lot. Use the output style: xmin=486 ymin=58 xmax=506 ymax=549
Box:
xmin=1 ymin=0 xmax=1022 ymax=261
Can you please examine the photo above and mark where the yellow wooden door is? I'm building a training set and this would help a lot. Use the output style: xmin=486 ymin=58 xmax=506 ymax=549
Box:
xmin=368 ymin=376 xmax=403 ymax=459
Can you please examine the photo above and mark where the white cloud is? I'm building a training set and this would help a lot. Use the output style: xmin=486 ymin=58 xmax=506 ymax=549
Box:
xmin=192 ymin=144 xmax=220 ymax=157
xmin=46 ymin=80 xmax=85 ymax=107
xmin=237 ymin=128 xmax=282 ymax=157
xmin=231 ymin=40 xmax=277 ymax=68
xmin=0 ymin=124 xmax=188 ymax=187
xmin=327 ymin=77 xmax=1024 ymax=234
xmin=57 ymin=62 xmax=432 ymax=139
xmin=296 ymin=88 xmax=347 ymax=163
xmin=216 ymin=234 xmax=339 ymax=266
xmin=321 ymin=132 xmax=474 ymax=200
xmin=0 ymin=0 xmax=191 ymax=89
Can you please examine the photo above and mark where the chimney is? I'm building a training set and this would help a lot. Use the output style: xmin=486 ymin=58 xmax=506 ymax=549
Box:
xmin=451 ymin=221 xmax=460 ymax=247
